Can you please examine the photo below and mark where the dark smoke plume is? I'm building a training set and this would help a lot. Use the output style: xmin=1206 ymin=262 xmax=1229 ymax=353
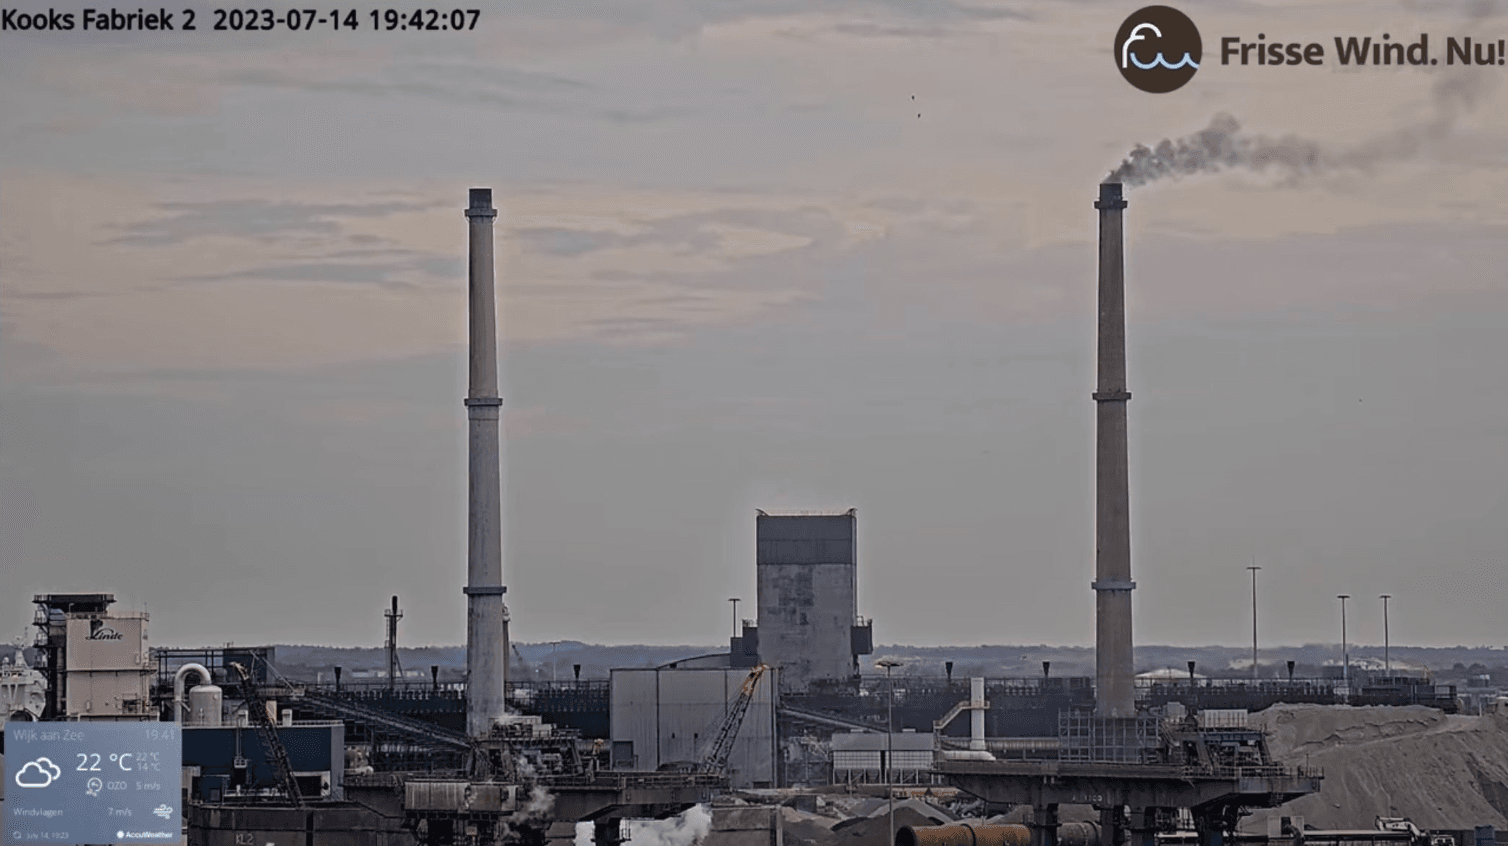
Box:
xmin=1106 ymin=113 xmax=1321 ymax=186
xmin=1108 ymin=0 xmax=1498 ymax=187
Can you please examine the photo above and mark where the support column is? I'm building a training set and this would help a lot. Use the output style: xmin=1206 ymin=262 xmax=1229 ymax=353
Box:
xmin=1129 ymin=808 xmax=1161 ymax=846
xmin=594 ymin=818 xmax=624 ymax=846
xmin=1030 ymin=804 xmax=1060 ymax=846
xmin=1099 ymin=806 xmax=1128 ymax=846
xmin=1193 ymin=807 xmax=1225 ymax=846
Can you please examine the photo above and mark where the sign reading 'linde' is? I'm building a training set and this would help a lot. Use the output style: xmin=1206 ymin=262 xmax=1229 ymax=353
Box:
xmin=4 ymin=722 xmax=182 ymax=845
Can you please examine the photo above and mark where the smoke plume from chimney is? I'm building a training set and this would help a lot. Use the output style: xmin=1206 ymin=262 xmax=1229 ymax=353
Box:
xmin=1106 ymin=113 xmax=1320 ymax=186
xmin=1109 ymin=7 xmax=1496 ymax=189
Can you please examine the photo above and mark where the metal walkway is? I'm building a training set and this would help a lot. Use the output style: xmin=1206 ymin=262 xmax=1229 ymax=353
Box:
xmin=291 ymin=688 xmax=475 ymax=751
xmin=779 ymin=704 xmax=882 ymax=734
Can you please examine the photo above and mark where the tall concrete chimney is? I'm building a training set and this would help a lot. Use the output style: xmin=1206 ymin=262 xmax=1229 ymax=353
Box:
xmin=1092 ymin=182 xmax=1135 ymax=718
xmin=464 ymin=187 xmax=510 ymax=737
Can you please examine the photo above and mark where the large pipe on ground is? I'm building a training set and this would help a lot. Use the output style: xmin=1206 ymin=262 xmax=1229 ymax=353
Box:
xmin=173 ymin=663 xmax=211 ymax=725
xmin=464 ymin=187 xmax=510 ymax=737
xmin=1092 ymin=181 xmax=1135 ymax=718
xmin=897 ymin=823 xmax=1100 ymax=846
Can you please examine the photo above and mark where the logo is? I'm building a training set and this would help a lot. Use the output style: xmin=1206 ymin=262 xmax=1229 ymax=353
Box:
xmin=1116 ymin=6 xmax=1202 ymax=92
xmin=88 ymin=619 xmax=123 ymax=640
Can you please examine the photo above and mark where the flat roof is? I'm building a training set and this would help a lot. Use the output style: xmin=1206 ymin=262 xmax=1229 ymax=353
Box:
xmin=832 ymin=732 xmax=934 ymax=752
xmin=755 ymin=508 xmax=856 ymax=517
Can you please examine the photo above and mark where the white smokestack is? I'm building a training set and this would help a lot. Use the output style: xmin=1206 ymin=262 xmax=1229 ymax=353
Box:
xmin=464 ymin=187 xmax=510 ymax=737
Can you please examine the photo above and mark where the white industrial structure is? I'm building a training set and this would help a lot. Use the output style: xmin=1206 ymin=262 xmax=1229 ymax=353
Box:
xmin=63 ymin=611 xmax=154 ymax=720
xmin=830 ymin=730 xmax=935 ymax=784
xmin=1 ymin=646 xmax=46 ymax=720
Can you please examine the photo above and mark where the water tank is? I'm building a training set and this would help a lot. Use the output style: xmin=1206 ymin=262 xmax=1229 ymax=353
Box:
xmin=188 ymin=684 xmax=222 ymax=727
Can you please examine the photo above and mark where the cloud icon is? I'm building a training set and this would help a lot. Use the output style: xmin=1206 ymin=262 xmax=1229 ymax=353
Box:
xmin=16 ymin=757 xmax=62 ymax=788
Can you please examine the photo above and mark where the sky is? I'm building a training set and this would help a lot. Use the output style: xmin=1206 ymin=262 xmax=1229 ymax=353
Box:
xmin=2 ymin=0 xmax=1506 ymax=651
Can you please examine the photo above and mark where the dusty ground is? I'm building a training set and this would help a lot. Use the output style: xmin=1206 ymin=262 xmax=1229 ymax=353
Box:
xmin=1243 ymin=704 xmax=1508 ymax=832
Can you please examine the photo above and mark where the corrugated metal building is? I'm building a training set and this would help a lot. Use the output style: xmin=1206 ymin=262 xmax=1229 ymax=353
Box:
xmin=830 ymin=730 xmax=934 ymax=784
xmin=609 ymin=662 xmax=779 ymax=788
xmin=754 ymin=510 xmax=872 ymax=693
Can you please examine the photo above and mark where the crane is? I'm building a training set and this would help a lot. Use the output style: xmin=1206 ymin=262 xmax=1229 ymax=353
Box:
xmin=698 ymin=664 xmax=769 ymax=774
xmin=229 ymin=661 xmax=303 ymax=808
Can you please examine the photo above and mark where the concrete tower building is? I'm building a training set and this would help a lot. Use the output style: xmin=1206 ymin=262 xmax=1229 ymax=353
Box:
xmin=754 ymin=509 xmax=873 ymax=693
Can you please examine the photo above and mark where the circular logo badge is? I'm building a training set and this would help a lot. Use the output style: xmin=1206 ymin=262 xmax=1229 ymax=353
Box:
xmin=1115 ymin=6 xmax=1201 ymax=93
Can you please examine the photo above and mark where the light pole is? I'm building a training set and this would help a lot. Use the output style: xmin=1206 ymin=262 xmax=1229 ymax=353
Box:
xmin=729 ymin=598 xmax=740 ymax=637
xmin=1380 ymin=594 xmax=1392 ymax=675
xmin=1248 ymin=565 xmax=1261 ymax=681
xmin=876 ymin=658 xmax=903 ymax=846
xmin=1337 ymin=595 xmax=1350 ymax=698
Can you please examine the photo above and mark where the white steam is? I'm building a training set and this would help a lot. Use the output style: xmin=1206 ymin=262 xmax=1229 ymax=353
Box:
xmin=523 ymin=784 xmax=556 ymax=817
xmin=625 ymin=804 xmax=714 ymax=846
xmin=495 ymin=758 xmax=557 ymax=843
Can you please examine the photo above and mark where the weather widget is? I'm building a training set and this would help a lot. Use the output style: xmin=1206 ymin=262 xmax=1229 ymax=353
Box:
xmin=5 ymin=722 xmax=182 ymax=845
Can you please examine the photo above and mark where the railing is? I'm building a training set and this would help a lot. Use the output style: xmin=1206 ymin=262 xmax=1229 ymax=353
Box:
xmin=293 ymin=689 xmax=474 ymax=751
xmin=1179 ymin=763 xmax=1324 ymax=780
xmin=284 ymin=679 xmax=610 ymax=697
xmin=547 ymin=772 xmax=727 ymax=790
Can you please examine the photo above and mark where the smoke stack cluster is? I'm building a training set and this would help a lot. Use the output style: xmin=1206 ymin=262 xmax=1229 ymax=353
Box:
xmin=464 ymin=187 xmax=510 ymax=737
xmin=1092 ymin=183 xmax=1135 ymax=718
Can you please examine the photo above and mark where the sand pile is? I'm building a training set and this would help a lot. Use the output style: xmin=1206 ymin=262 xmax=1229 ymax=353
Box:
xmin=780 ymin=805 xmax=839 ymax=846
xmin=1243 ymin=704 xmax=1508 ymax=831
xmin=820 ymin=806 xmax=946 ymax=846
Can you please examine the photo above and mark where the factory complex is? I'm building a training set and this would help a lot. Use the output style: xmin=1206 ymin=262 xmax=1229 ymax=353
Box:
xmin=2 ymin=186 xmax=1504 ymax=846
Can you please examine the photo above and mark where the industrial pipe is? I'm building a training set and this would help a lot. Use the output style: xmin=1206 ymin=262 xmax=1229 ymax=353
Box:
xmin=969 ymin=677 xmax=986 ymax=751
xmin=937 ymin=750 xmax=997 ymax=761
xmin=896 ymin=822 xmax=1031 ymax=846
xmin=897 ymin=823 xmax=1099 ymax=846
xmin=173 ymin=663 xmax=211 ymax=724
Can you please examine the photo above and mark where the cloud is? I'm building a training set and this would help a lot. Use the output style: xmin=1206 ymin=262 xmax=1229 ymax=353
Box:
xmin=516 ymin=207 xmax=839 ymax=259
xmin=106 ymin=200 xmax=445 ymax=247
xmin=224 ymin=63 xmax=694 ymax=124
xmin=518 ymin=228 xmax=628 ymax=257
xmin=479 ymin=0 xmax=1031 ymax=43
xmin=15 ymin=758 xmax=62 ymax=788
xmin=176 ymin=253 xmax=459 ymax=292
xmin=831 ymin=22 xmax=957 ymax=38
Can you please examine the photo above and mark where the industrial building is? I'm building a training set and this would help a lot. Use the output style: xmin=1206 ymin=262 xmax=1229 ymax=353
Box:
xmin=748 ymin=509 xmax=873 ymax=693
xmin=609 ymin=662 xmax=778 ymax=787
xmin=27 ymin=593 xmax=155 ymax=721
xmin=830 ymin=730 xmax=935 ymax=784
